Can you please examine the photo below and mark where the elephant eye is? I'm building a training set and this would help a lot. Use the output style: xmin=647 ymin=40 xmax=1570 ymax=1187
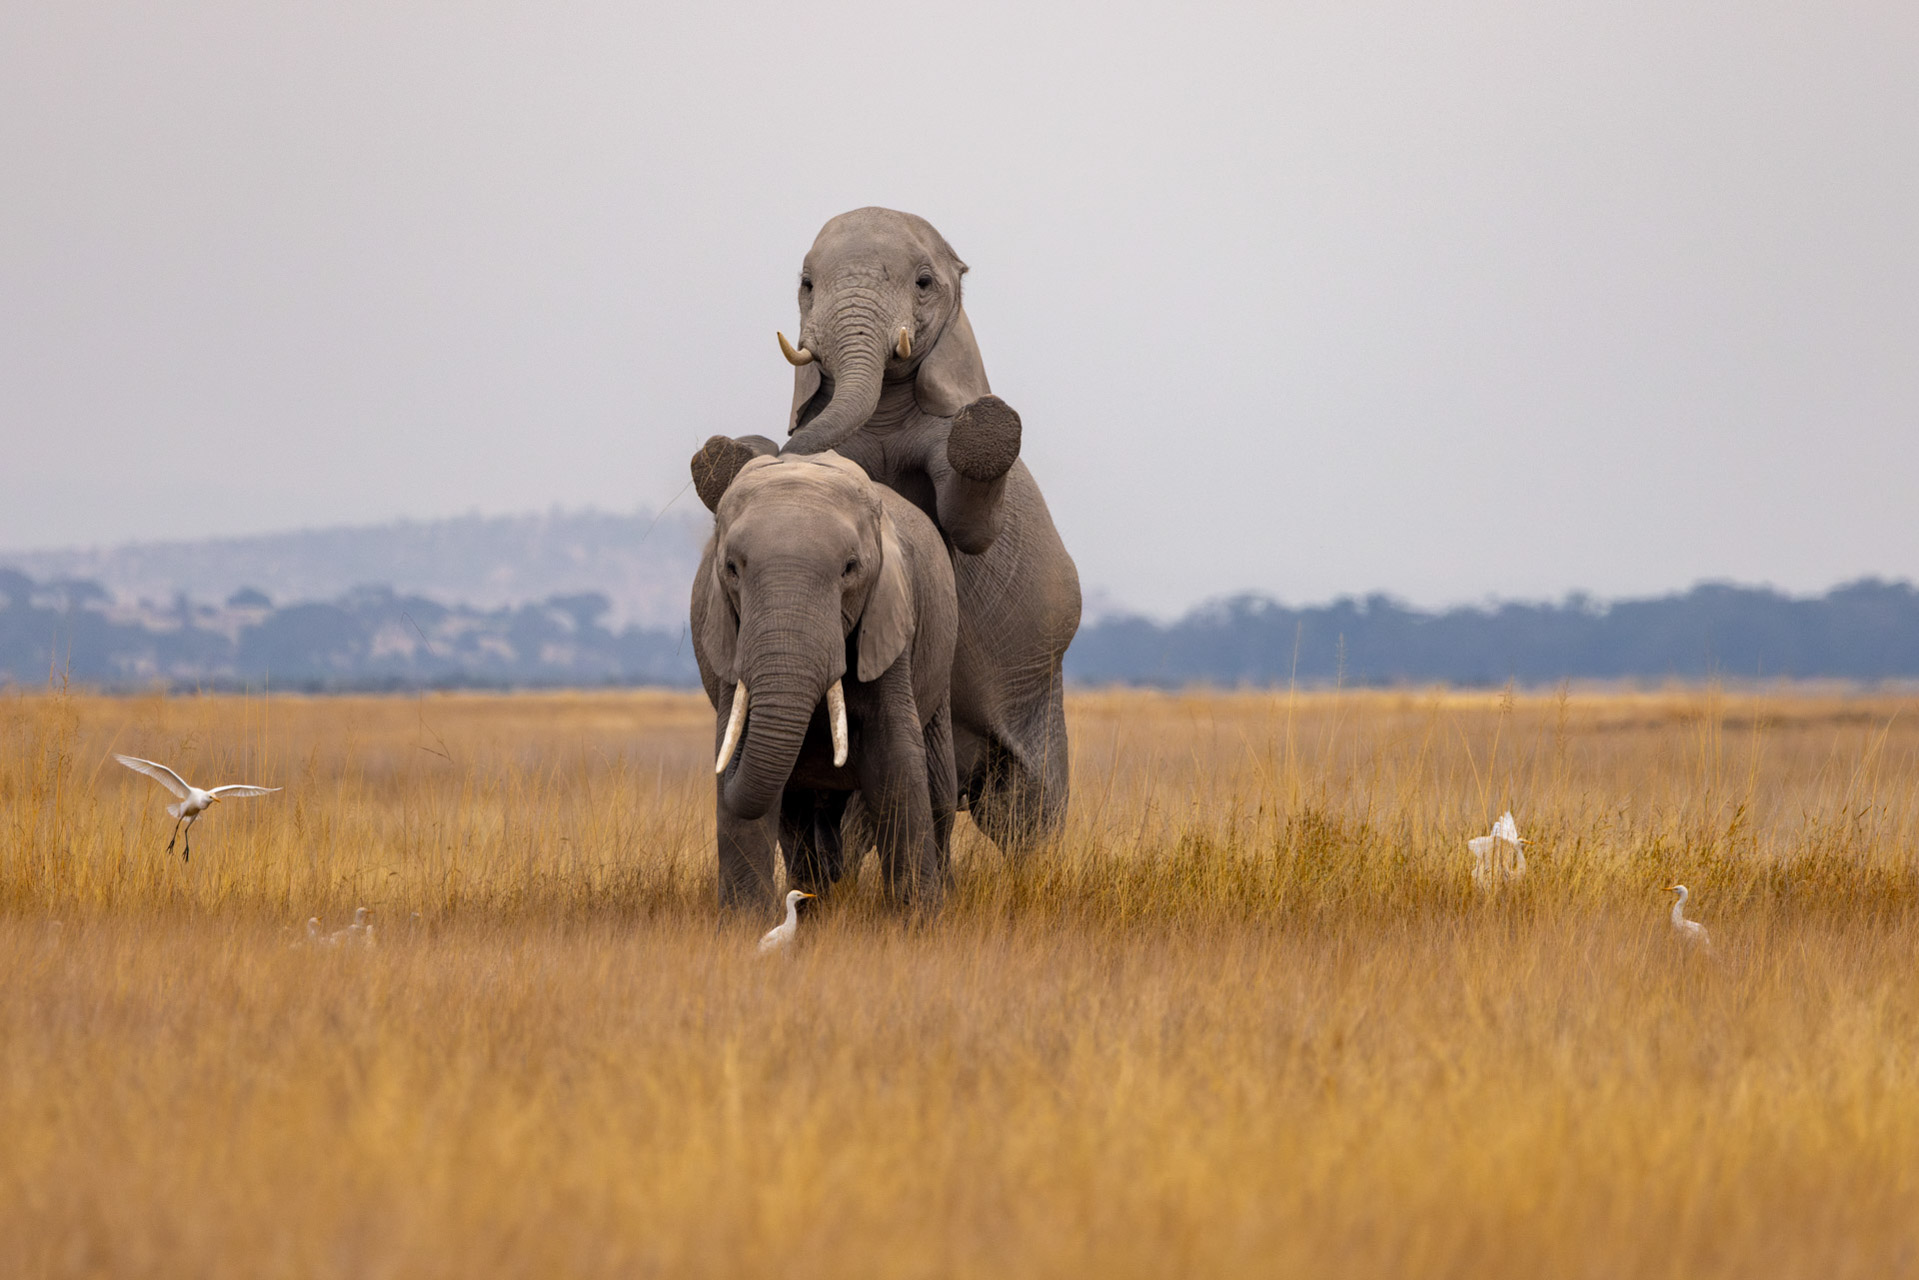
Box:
xmin=843 ymin=558 xmax=860 ymax=577
xmin=800 ymin=274 xmax=812 ymax=292
xmin=724 ymin=559 xmax=739 ymax=578
xmin=916 ymin=271 xmax=933 ymax=290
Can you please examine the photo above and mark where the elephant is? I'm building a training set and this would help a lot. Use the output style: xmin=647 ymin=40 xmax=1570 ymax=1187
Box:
xmin=689 ymin=447 xmax=959 ymax=911
xmin=772 ymin=206 xmax=1081 ymax=853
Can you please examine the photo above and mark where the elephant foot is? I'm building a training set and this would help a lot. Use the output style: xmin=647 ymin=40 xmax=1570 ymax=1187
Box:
xmin=947 ymin=395 xmax=1022 ymax=482
xmin=965 ymin=740 xmax=1069 ymax=857
xmin=691 ymin=435 xmax=779 ymax=512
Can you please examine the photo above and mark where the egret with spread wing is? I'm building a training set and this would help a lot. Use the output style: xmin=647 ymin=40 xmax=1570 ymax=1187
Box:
xmin=113 ymin=754 xmax=280 ymax=862
xmin=1468 ymin=811 xmax=1529 ymax=888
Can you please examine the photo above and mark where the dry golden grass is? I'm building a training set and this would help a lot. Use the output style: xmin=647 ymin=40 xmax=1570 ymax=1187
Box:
xmin=3 ymin=682 xmax=1918 ymax=1277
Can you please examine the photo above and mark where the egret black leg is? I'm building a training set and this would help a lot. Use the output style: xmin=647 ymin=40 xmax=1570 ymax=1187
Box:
xmin=181 ymin=817 xmax=194 ymax=864
xmin=165 ymin=816 xmax=183 ymax=857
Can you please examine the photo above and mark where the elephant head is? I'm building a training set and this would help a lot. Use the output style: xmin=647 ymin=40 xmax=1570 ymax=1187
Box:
xmin=694 ymin=448 xmax=916 ymax=820
xmin=781 ymin=208 xmax=992 ymax=455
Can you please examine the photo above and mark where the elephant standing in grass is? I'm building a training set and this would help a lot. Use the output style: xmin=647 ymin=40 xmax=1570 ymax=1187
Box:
xmin=690 ymin=449 xmax=958 ymax=911
xmin=769 ymin=207 xmax=1080 ymax=852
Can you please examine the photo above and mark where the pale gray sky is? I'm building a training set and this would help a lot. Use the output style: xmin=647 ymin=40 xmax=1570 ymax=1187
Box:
xmin=3 ymin=1 xmax=1915 ymax=617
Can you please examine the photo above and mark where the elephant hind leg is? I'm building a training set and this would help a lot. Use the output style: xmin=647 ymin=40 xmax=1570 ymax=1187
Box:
xmin=924 ymin=706 xmax=958 ymax=885
xmin=965 ymin=676 xmax=1071 ymax=856
xmin=966 ymin=743 xmax=1057 ymax=854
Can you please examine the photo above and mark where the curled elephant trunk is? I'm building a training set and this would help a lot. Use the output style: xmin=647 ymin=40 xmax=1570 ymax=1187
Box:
xmin=719 ymin=673 xmax=828 ymax=820
xmin=785 ymin=309 xmax=891 ymax=455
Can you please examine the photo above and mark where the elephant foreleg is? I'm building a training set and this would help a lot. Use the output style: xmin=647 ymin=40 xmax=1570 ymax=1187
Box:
xmin=717 ymin=795 xmax=780 ymax=912
xmin=855 ymin=668 xmax=940 ymax=911
xmin=931 ymin=396 xmax=1022 ymax=555
xmin=780 ymin=789 xmax=848 ymax=897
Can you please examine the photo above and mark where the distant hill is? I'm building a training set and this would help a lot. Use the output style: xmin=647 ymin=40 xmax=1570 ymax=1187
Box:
xmin=0 ymin=507 xmax=710 ymax=631
xmin=0 ymin=569 xmax=695 ymax=690
xmin=1066 ymin=579 xmax=1919 ymax=687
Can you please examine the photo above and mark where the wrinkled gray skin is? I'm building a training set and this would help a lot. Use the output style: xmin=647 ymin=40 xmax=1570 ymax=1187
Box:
xmin=691 ymin=451 xmax=958 ymax=910
xmin=780 ymin=207 xmax=1080 ymax=852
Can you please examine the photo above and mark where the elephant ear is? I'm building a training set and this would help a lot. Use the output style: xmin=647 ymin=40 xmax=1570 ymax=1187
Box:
xmin=857 ymin=508 xmax=915 ymax=683
xmin=913 ymin=307 xmax=991 ymax=419
xmin=789 ymin=362 xmax=825 ymax=435
xmin=693 ymin=544 xmax=739 ymax=682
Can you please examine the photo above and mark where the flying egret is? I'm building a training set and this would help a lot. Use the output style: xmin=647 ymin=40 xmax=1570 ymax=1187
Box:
xmin=113 ymin=754 xmax=281 ymax=862
xmin=1666 ymin=884 xmax=1712 ymax=953
xmin=1468 ymin=811 xmax=1529 ymax=888
xmin=758 ymin=889 xmax=817 ymax=955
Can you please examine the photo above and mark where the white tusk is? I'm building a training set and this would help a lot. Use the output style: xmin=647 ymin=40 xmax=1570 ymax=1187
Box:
xmin=826 ymin=679 xmax=848 ymax=767
xmin=715 ymin=681 xmax=749 ymax=774
xmin=895 ymin=327 xmax=911 ymax=359
xmin=778 ymin=331 xmax=815 ymax=366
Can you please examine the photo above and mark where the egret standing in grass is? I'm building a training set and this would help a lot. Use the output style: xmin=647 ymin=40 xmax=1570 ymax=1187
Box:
xmin=302 ymin=910 xmax=376 ymax=949
xmin=326 ymin=908 xmax=375 ymax=948
xmin=759 ymin=889 xmax=816 ymax=955
xmin=1666 ymin=883 xmax=1712 ymax=953
xmin=1469 ymin=811 xmax=1529 ymax=888
xmin=113 ymin=754 xmax=280 ymax=862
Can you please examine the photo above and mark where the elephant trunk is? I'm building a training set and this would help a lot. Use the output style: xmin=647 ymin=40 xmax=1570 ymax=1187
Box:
xmin=720 ymin=669 xmax=819 ymax=820
xmin=785 ymin=293 xmax=894 ymax=456
xmin=719 ymin=588 xmax=842 ymax=819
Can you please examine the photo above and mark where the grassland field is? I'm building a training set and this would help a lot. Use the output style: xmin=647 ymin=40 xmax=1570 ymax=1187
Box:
xmin=3 ymin=683 xmax=1918 ymax=1277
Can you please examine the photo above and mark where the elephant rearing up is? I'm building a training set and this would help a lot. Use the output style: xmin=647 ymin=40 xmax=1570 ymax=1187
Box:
xmin=770 ymin=207 xmax=1082 ymax=853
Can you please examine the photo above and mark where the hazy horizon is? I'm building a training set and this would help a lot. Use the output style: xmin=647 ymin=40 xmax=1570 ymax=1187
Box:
xmin=6 ymin=502 xmax=1913 ymax=628
xmin=4 ymin=2 xmax=1916 ymax=617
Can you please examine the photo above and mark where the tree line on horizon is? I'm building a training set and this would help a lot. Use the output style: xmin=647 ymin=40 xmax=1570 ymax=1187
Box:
xmin=1069 ymin=579 xmax=1919 ymax=686
xmin=2 ymin=568 xmax=1915 ymax=691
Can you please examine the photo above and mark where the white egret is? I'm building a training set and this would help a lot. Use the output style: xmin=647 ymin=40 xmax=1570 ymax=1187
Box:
xmin=114 ymin=754 xmax=281 ymax=862
xmin=758 ymin=889 xmax=817 ymax=955
xmin=302 ymin=910 xmax=375 ymax=949
xmin=322 ymin=907 xmax=375 ymax=947
xmin=1468 ymin=811 xmax=1528 ymax=888
xmin=1666 ymin=884 xmax=1712 ymax=953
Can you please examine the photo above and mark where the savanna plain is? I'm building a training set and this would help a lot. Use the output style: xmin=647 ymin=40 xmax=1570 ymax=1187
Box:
xmin=3 ymin=684 xmax=1918 ymax=1278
